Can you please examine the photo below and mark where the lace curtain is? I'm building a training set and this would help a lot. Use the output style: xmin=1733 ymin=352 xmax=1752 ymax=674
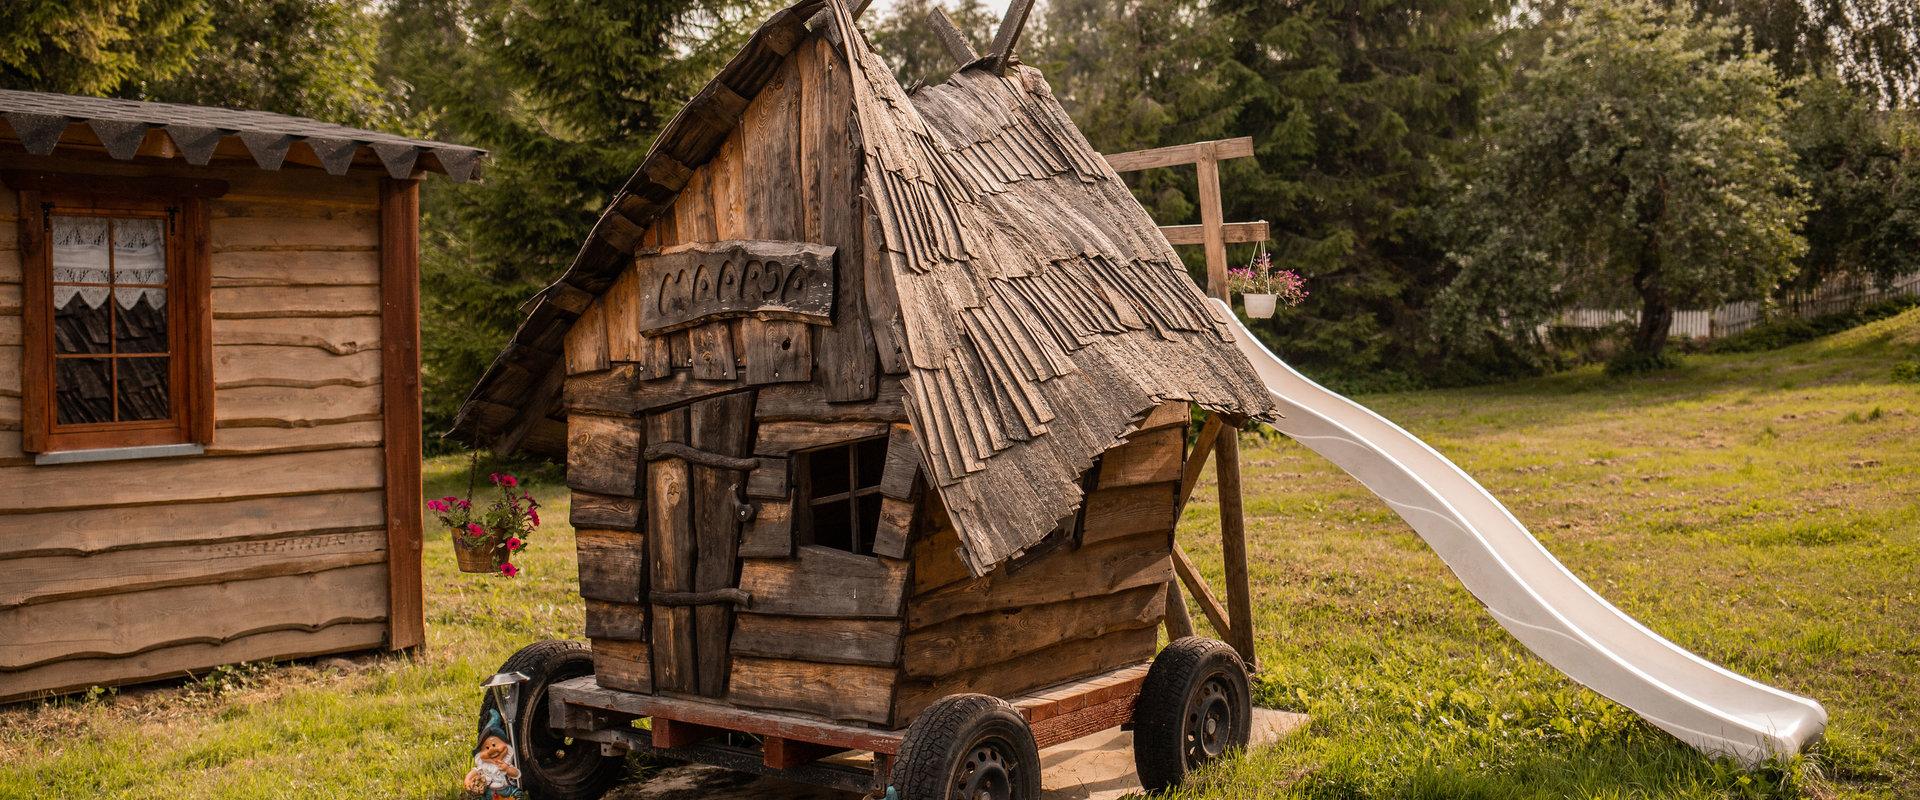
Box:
xmin=51 ymin=216 xmax=168 ymax=309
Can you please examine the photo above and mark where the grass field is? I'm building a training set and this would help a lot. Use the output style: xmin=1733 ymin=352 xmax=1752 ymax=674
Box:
xmin=3 ymin=310 xmax=1916 ymax=799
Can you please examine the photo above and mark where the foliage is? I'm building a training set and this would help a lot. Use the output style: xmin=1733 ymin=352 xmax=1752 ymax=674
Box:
xmin=0 ymin=0 xmax=397 ymax=128
xmin=1688 ymin=0 xmax=1920 ymax=107
xmin=1782 ymin=75 xmax=1920 ymax=292
xmin=0 ymin=0 xmax=210 ymax=95
xmin=140 ymin=0 xmax=403 ymax=128
xmin=379 ymin=0 xmax=770 ymax=443
xmin=867 ymin=0 xmax=997 ymax=89
xmin=1437 ymin=0 xmax=1807 ymax=372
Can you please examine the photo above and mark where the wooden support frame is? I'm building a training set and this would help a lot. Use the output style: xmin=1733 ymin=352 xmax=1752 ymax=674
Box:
xmin=379 ymin=177 xmax=426 ymax=651
xmin=1102 ymin=136 xmax=1263 ymax=666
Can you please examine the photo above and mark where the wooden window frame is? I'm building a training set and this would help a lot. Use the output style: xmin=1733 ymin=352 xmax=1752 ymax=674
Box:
xmin=16 ymin=182 xmax=213 ymax=454
xmin=792 ymin=436 xmax=890 ymax=557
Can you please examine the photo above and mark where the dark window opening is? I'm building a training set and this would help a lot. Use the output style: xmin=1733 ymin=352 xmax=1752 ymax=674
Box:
xmin=795 ymin=436 xmax=889 ymax=556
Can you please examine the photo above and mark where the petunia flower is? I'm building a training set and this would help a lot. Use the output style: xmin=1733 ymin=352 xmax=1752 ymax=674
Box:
xmin=466 ymin=522 xmax=485 ymax=537
xmin=499 ymin=562 xmax=519 ymax=578
xmin=528 ymin=508 xmax=540 ymax=527
xmin=505 ymin=536 xmax=523 ymax=551
xmin=501 ymin=474 xmax=519 ymax=488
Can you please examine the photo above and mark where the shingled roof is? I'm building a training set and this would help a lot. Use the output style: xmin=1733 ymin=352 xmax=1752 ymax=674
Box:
xmin=0 ymin=90 xmax=484 ymax=182
xmin=454 ymin=0 xmax=1273 ymax=572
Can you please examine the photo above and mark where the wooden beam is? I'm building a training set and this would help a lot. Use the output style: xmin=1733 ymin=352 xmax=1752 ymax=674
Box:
xmin=985 ymin=0 xmax=1036 ymax=74
xmin=1196 ymin=154 xmax=1228 ymax=297
xmin=763 ymin=736 xmax=846 ymax=770
xmin=651 ymin=718 xmax=726 ymax=749
xmin=927 ymin=8 xmax=978 ymax=66
xmin=379 ymin=177 xmax=424 ymax=651
xmin=1159 ymin=221 xmax=1269 ymax=246
xmin=1103 ymin=136 xmax=1255 ymax=173
xmin=1171 ymin=545 xmax=1231 ymax=638
xmin=1177 ymin=415 xmax=1224 ymax=513
xmin=1163 ymin=581 xmax=1195 ymax=640
xmin=1215 ymin=427 xmax=1256 ymax=669
xmin=551 ymin=676 xmax=907 ymax=754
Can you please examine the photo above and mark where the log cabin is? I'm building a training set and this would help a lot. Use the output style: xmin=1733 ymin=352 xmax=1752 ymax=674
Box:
xmin=0 ymin=91 xmax=483 ymax=703
xmin=451 ymin=0 xmax=1273 ymax=731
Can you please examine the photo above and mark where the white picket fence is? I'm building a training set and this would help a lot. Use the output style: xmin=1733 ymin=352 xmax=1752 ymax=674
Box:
xmin=1555 ymin=271 xmax=1920 ymax=339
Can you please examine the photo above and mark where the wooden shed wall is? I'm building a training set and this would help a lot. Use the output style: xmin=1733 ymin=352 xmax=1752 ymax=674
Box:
xmin=0 ymin=152 xmax=394 ymax=702
xmin=891 ymin=402 xmax=1187 ymax=726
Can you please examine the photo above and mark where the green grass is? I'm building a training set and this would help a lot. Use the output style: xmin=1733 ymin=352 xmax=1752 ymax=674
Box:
xmin=4 ymin=310 xmax=1918 ymax=799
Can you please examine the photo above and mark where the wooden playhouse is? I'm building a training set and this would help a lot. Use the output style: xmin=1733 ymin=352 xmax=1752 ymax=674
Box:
xmin=453 ymin=0 xmax=1274 ymax=796
xmin=0 ymin=91 xmax=482 ymax=703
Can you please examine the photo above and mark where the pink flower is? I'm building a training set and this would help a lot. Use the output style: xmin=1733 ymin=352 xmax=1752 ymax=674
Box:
xmin=500 ymin=474 xmax=519 ymax=488
xmin=505 ymin=536 xmax=523 ymax=551
xmin=426 ymin=499 xmax=446 ymax=513
xmin=466 ymin=522 xmax=485 ymax=537
xmin=528 ymin=508 xmax=540 ymax=527
xmin=457 ymin=499 xmax=471 ymax=510
xmin=499 ymin=562 xmax=519 ymax=578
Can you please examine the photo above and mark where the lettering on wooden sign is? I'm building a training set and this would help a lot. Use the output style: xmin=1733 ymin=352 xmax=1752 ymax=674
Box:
xmin=636 ymin=240 xmax=836 ymax=334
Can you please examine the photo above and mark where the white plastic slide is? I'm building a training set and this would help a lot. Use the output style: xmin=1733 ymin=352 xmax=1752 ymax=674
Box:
xmin=1210 ymin=299 xmax=1827 ymax=766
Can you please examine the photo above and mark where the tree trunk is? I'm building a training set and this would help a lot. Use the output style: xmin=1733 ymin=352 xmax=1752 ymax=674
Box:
xmin=1632 ymin=292 xmax=1673 ymax=359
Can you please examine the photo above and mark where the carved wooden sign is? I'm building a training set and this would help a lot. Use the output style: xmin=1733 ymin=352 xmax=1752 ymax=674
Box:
xmin=635 ymin=240 xmax=836 ymax=334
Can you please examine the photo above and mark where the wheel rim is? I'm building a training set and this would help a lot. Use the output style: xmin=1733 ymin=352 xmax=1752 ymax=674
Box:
xmin=952 ymin=735 xmax=1019 ymax=800
xmin=519 ymin=677 xmax=601 ymax=781
xmin=1182 ymin=673 xmax=1239 ymax=768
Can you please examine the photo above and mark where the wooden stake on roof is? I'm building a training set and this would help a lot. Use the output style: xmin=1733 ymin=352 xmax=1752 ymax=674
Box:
xmin=927 ymin=8 xmax=979 ymax=67
xmin=985 ymin=0 xmax=1036 ymax=74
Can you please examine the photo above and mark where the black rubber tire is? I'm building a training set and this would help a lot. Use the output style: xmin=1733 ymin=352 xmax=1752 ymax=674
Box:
xmin=477 ymin=640 xmax=627 ymax=800
xmin=890 ymin=693 xmax=1043 ymax=800
xmin=1130 ymin=637 xmax=1252 ymax=793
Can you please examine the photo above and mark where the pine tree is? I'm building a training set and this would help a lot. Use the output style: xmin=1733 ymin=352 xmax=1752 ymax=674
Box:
xmin=380 ymin=0 xmax=769 ymax=438
xmin=0 ymin=0 xmax=210 ymax=95
xmin=1202 ymin=0 xmax=1510 ymax=386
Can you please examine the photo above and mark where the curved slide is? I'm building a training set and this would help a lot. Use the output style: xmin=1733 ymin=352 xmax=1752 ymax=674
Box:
xmin=1211 ymin=300 xmax=1826 ymax=766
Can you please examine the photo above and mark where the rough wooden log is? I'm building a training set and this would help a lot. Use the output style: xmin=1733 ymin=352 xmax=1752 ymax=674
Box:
xmin=728 ymin=657 xmax=895 ymax=725
xmin=731 ymin=614 xmax=902 ymax=667
xmin=738 ymin=545 xmax=908 ymax=619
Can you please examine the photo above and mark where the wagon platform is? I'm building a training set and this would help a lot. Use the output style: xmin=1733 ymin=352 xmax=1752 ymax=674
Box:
xmin=551 ymin=663 xmax=1160 ymax=795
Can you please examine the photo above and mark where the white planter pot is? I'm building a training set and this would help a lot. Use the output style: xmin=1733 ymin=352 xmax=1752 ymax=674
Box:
xmin=1243 ymin=293 xmax=1278 ymax=319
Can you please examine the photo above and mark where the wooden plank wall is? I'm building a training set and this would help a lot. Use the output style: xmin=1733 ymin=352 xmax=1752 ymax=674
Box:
xmin=891 ymin=403 xmax=1187 ymax=726
xmin=0 ymin=152 xmax=392 ymax=702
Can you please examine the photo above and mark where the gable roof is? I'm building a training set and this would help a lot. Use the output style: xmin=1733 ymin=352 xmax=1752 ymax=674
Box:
xmin=453 ymin=0 xmax=1273 ymax=573
xmin=0 ymin=90 xmax=485 ymax=182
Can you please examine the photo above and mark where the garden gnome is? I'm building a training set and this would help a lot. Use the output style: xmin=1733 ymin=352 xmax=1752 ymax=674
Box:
xmin=466 ymin=710 xmax=522 ymax=798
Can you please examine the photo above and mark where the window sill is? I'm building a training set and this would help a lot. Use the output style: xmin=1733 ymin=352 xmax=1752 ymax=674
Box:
xmin=33 ymin=443 xmax=205 ymax=465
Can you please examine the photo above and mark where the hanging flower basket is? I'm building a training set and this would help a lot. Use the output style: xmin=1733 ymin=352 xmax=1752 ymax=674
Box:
xmin=452 ymin=530 xmax=507 ymax=573
xmin=1228 ymin=250 xmax=1308 ymax=321
xmin=430 ymin=469 xmax=538 ymax=578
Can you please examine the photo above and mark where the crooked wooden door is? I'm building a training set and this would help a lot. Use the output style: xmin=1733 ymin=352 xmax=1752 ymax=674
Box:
xmin=645 ymin=392 xmax=754 ymax=697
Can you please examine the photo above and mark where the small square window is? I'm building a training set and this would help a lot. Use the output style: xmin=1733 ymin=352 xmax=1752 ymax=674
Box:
xmin=794 ymin=436 xmax=890 ymax=556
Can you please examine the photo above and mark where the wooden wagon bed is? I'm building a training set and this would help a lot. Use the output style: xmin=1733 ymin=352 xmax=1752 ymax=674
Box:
xmin=550 ymin=662 xmax=1153 ymax=794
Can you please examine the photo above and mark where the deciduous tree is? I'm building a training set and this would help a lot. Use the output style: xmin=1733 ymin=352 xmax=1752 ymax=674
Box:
xmin=1437 ymin=0 xmax=1807 ymax=372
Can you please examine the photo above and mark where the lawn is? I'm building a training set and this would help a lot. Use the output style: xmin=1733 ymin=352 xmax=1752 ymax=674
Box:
xmin=2 ymin=310 xmax=1916 ymax=799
